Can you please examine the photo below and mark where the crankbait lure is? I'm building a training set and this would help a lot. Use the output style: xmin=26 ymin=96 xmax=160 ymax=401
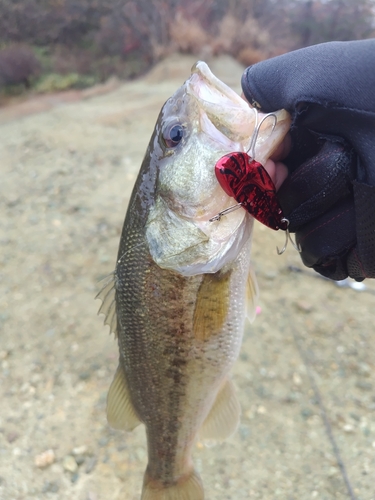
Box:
xmin=213 ymin=151 xmax=288 ymax=231
xmin=210 ymin=112 xmax=300 ymax=254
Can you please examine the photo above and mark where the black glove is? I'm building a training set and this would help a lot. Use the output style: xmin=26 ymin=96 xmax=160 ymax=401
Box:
xmin=241 ymin=39 xmax=375 ymax=281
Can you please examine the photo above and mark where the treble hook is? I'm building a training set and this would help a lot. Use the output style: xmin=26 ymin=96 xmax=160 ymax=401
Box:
xmin=247 ymin=110 xmax=278 ymax=160
xmin=276 ymin=219 xmax=302 ymax=255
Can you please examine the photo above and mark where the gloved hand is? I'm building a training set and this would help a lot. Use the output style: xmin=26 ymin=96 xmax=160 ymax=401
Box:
xmin=241 ymin=39 xmax=375 ymax=281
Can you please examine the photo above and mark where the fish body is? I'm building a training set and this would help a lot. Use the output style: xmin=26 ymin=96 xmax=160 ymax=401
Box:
xmin=97 ymin=62 xmax=290 ymax=499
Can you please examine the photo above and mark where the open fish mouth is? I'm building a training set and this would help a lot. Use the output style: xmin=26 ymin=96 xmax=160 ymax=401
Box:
xmin=188 ymin=61 xmax=291 ymax=165
xmin=187 ymin=61 xmax=257 ymax=145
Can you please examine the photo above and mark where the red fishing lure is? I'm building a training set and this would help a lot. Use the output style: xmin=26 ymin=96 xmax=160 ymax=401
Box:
xmin=214 ymin=152 xmax=288 ymax=231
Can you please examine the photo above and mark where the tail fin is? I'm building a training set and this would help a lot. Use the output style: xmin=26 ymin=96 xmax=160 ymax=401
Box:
xmin=141 ymin=468 xmax=204 ymax=500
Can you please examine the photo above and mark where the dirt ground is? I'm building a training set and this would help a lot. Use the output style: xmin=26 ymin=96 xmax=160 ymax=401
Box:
xmin=0 ymin=54 xmax=374 ymax=500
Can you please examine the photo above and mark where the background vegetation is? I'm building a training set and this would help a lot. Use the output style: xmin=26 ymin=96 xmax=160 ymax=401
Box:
xmin=0 ymin=0 xmax=374 ymax=95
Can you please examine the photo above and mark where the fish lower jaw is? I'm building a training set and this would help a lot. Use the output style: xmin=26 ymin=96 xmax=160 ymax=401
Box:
xmin=160 ymin=219 xmax=252 ymax=276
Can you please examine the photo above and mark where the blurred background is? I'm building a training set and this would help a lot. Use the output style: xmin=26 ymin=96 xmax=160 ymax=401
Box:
xmin=0 ymin=0 xmax=374 ymax=100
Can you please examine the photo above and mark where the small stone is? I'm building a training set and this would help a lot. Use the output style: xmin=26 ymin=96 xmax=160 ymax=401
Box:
xmin=98 ymin=437 xmax=109 ymax=447
xmin=71 ymin=472 xmax=79 ymax=483
xmin=42 ymin=481 xmax=59 ymax=493
xmin=245 ymin=408 xmax=254 ymax=419
xmin=63 ymin=455 xmax=78 ymax=473
xmin=328 ymin=466 xmax=338 ymax=477
xmin=356 ymin=380 xmax=373 ymax=391
xmin=301 ymin=408 xmax=313 ymax=419
xmin=75 ymin=455 xmax=85 ymax=466
xmin=35 ymin=449 xmax=55 ymax=468
xmin=85 ymin=455 xmax=97 ymax=474
xmin=239 ymin=352 xmax=249 ymax=362
xmin=357 ymin=362 xmax=371 ymax=376
xmin=6 ymin=431 xmax=19 ymax=443
xmin=72 ymin=445 xmax=87 ymax=455
xmin=362 ymin=427 xmax=370 ymax=437
xmin=343 ymin=424 xmax=355 ymax=433
xmin=349 ymin=412 xmax=360 ymax=422
xmin=295 ymin=300 xmax=313 ymax=313
xmin=256 ymin=405 xmax=267 ymax=415
xmin=239 ymin=425 xmax=251 ymax=439
xmin=293 ymin=372 xmax=302 ymax=386
xmin=135 ymin=447 xmax=146 ymax=461
xmin=264 ymin=271 xmax=278 ymax=280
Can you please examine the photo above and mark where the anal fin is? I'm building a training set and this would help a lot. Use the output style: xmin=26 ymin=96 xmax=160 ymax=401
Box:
xmin=199 ymin=378 xmax=240 ymax=444
xmin=106 ymin=365 xmax=140 ymax=432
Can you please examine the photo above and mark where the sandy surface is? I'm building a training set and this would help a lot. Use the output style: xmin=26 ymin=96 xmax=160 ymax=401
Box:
xmin=0 ymin=54 xmax=374 ymax=500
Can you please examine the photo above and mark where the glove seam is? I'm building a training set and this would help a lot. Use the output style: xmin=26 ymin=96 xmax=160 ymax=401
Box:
xmin=298 ymin=207 xmax=354 ymax=245
xmin=290 ymin=150 xmax=342 ymax=181
xmin=294 ymin=100 xmax=375 ymax=117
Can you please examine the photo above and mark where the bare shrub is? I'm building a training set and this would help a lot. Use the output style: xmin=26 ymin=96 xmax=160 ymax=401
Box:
xmin=51 ymin=46 xmax=95 ymax=76
xmin=0 ymin=45 xmax=41 ymax=88
xmin=237 ymin=47 xmax=268 ymax=66
xmin=169 ymin=12 xmax=210 ymax=54
xmin=207 ymin=14 xmax=270 ymax=62
xmin=0 ymin=0 xmax=373 ymax=90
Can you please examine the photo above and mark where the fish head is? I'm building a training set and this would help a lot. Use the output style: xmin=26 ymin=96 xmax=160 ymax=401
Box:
xmin=142 ymin=61 xmax=290 ymax=276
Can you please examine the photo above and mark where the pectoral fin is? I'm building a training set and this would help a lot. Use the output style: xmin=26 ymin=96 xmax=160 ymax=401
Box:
xmin=246 ymin=265 xmax=259 ymax=323
xmin=199 ymin=378 xmax=240 ymax=444
xmin=193 ymin=271 xmax=231 ymax=341
xmin=106 ymin=366 xmax=140 ymax=431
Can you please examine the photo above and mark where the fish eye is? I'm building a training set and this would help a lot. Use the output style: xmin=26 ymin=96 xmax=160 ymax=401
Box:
xmin=163 ymin=123 xmax=184 ymax=148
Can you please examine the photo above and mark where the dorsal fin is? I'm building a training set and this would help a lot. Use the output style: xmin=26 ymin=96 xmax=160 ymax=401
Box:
xmin=95 ymin=273 xmax=118 ymax=337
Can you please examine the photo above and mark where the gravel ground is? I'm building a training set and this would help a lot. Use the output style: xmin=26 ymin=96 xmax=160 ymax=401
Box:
xmin=0 ymin=54 xmax=374 ymax=500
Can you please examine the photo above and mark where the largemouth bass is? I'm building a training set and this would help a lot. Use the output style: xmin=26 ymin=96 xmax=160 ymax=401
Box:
xmin=97 ymin=62 xmax=290 ymax=499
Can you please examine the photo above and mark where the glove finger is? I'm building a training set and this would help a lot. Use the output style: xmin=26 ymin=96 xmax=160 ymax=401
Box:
xmin=346 ymin=181 xmax=375 ymax=280
xmin=278 ymin=139 xmax=355 ymax=232
xmin=295 ymin=198 xmax=356 ymax=281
